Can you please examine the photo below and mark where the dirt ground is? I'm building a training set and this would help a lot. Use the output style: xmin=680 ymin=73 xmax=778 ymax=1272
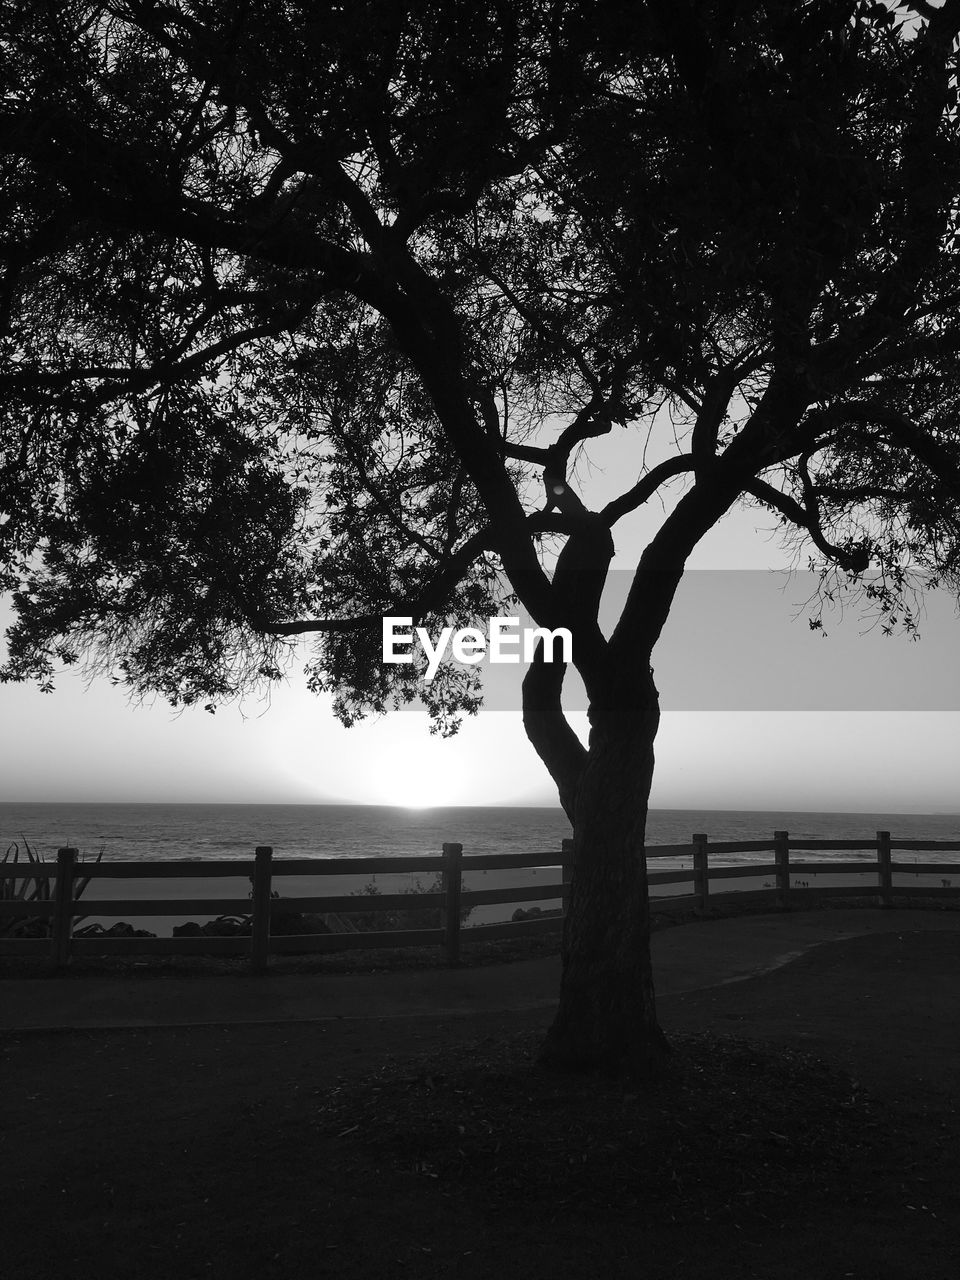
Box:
xmin=2 ymin=924 xmax=959 ymax=1280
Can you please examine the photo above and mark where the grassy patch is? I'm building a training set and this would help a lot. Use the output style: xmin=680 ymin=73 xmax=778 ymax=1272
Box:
xmin=3 ymin=893 xmax=958 ymax=980
xmin=315 ymin=1029 xmax=881 ymax=1231
xmin=4 ymin=927 xmax=959 ymax=1279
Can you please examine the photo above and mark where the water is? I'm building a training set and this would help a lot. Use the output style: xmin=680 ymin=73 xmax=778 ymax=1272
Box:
xmin=1 ymin=801 xmax=958 ymax=864
xmin=2 ymin=802 xmax=957 ymax=934
xmin=0 ymin=802 xmax=570 ymax=863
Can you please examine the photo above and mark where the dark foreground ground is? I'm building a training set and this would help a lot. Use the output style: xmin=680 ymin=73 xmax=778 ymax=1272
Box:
xmin=3 ymin=925 xmax=959 ymax=1280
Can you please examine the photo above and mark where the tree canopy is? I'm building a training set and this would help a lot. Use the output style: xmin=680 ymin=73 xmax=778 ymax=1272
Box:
xmin=3 ymin=0 xmax=960 ymax=1072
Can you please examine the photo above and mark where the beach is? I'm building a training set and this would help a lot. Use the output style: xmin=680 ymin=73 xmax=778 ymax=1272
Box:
xmin=65 ymin=857 xmax=959 ymax=938
xmin=69 ymin=862 xmax=566 ymax=936
xmin=4 ymin=801 xmax=957 ymax=942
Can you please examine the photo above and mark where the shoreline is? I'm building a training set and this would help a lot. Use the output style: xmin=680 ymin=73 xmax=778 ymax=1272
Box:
xmin=63 ymin=859 xmax=959 ymax=937
xmin=71 ymin=864 xmax=566 ymax=935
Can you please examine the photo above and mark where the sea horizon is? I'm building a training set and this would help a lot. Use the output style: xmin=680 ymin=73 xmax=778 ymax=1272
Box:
xmin=3 ymin=798 xmax=959 ymax=816
xmin=3 ymin=798 xmax=958 ymax=935
xmin=2 ymin=799 xmax=958 ymax=867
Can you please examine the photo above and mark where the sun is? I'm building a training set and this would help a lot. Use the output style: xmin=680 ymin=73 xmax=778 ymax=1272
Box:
xmin=368 ymin=738 xmax=469 ymax=808
xmin=278 ymin=695 xmax=553 ymax=808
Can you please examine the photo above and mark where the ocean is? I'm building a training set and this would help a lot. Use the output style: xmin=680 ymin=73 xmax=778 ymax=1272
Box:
xmin=2 ymin=801 xmax=958 ymax=864
xmin=3 ymin=802 xmax=957 ymax=933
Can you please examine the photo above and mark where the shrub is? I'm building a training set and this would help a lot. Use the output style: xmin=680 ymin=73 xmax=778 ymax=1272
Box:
xmin=344 ymin=873 xmax=474 ymax=933
xmin=0 ymin=838 xmax=103 ymax=938
xmin=164 ymin=873 xmax=475 ymax=939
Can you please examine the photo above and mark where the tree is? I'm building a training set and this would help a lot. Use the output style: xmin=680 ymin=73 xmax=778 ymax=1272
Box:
xmin=2 ymin=0 xmax=960 ymax=1076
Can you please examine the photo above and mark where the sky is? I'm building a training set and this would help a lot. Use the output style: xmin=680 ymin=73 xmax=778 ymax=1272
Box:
xmin=2 ymin=420 xmax=958 ymax=814
xmin=3 ymin=2 xmax=957 ymax=816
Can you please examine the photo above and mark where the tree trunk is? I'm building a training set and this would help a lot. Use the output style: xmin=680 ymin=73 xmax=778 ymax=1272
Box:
xmin=539 ymin=680 xmax=670 ymax=1079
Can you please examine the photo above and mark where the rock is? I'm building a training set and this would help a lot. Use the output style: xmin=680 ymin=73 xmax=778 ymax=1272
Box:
xmin=173 ymin=921 xmax=203 ymax=937
xmin=105 ymin=921 xmax=156 ymax=937
xmin=200 ymin=915 xmax=252 ymax=936
xmin=511 ymin=906 xmax=563 ymax=922
xmin=512 ymin=906 xmax=543 ymax=921
xmin=75 ymin=921 xmax=157 ymax=938
xmin=320 ymin=913 xmax=358 ymax=934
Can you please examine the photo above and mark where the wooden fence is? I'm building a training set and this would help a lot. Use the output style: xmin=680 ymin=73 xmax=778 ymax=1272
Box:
xmin=1 ymin=830 xmax=958 ymax=970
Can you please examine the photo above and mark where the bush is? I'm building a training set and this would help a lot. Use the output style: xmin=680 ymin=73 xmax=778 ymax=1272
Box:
xmin=344 ymin=874 xmax=474 ymax=933
xmin=74 ymin=921 xmax=157 ymax=939
xmin=166 ymin=874 xmax=475 ymax=939
xmin=173 ymin=916 xmax=252 ymax=938
xmin=511 ymin=905 xmax=563 ymax=923
xmin=1 ymin=838 xmax=103 ymax=938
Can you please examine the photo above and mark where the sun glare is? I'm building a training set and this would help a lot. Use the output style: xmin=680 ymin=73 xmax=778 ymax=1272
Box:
xmin=368 ymin=742 xmax=469 ymax=808
xmin=277 ymin=695 xmax=557 ymax=808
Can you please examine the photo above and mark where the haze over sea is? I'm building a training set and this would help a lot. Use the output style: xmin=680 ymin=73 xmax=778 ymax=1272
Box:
xmin=1 ymin=802 xmax=958 ymax=866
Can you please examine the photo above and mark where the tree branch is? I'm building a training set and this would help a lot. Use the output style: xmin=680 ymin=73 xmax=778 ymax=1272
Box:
xmin=521 ymin=653 xmax=586 ymax=824
xmin=332 ymin=427 xmax=446 ymax=564
xmin=841 ymin=401 xmax=960 ymax=492
xmin=521 ymin=489 xmax=614 ymax=817
xmin=471 ymin=247 xmax=603 ymax=398
xmin=690 ymin=353 xmax=768 ymax=470
xmin=502 ymin=440 xmax=552 ymax=464
xmin=812 ymin=1 xmax=960 ymax=370
xmin=813 ymin=483 xmax=907 ymax=502
xmin=600 ymin=455 xmax=696 ymax=526
xmin=608 ymin=379 xmax=808 ymax=662
xmin=743 ymin=475 xmax=870 ymax=572
xmin=254 ymin=614 xmax=379 ymax=636
xmin=255 ymin=529 xmax=493 ymax=636
xmin=1 ymin=320 xmax=294 ymax=406
xmin=2 ymin=102 xmax=394 ymax=306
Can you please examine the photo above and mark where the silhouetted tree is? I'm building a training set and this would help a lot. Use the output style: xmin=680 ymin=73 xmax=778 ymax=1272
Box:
xmin=2 ymin=1 xmax=960 ymax=1075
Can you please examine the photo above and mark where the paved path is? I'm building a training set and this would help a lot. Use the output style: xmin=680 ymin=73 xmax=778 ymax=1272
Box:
xmin=2 ymin=908 xmax=959 ymax=1032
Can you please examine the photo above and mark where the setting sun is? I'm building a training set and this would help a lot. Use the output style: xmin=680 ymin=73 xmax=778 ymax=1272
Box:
xmin=357 ymin=729 xmax=476 ymax=808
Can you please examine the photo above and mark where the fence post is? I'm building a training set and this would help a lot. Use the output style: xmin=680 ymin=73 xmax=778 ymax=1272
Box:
xmin=561 ymin=838 xmax=574 ymax=916
xmin=692 ymin=834 xmax=709 ymax=913
xmin=51 ymin=847 xmax=77 ymax=969
xmin=877 ymin=830 xmax=893 ymax=908
xmin=442 ymin=842 xmax=463 ymax=966
xmin=774 ymin=831 xmax=790 ymax=909
xmin=250 ymin=846 xmax=273 ymax=973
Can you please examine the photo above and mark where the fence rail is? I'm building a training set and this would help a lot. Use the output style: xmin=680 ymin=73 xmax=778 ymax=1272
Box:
xmin=1 ymin=830 xmax=957 ymax=969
